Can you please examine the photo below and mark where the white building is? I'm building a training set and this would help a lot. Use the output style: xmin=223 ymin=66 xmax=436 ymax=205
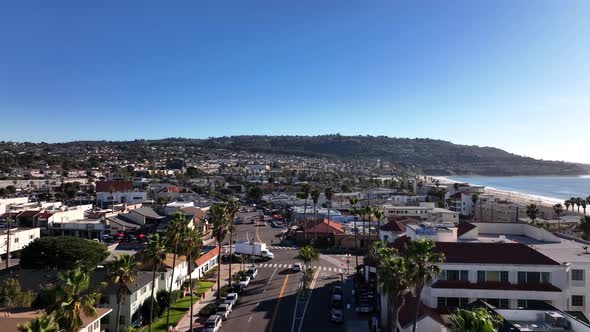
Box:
xmin=0 ymin=197 xmax=29 ymax=214
xmin=382 ymin=202 xmax=459 ymax=224
xmin=0 ymin=227 xmax=40 ymax=256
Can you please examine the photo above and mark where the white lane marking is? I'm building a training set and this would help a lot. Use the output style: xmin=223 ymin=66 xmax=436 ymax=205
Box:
xmin=272 ymin=263 xmax=277 ymax=268
xmin=248 ymin=316 xmax=253 ymax=323
xmin=263 ymin=266 xmax=279 ymax=292
xmin=296 ymin=270 xmax=320 ymax=332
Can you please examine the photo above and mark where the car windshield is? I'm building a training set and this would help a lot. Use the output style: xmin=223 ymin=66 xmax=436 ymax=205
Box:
xmin=204 ymin=322 xmax=216 ymax=328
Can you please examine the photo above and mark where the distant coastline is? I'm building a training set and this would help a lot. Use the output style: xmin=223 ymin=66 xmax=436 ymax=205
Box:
xmin=434 ymin=175 xmax=590 ymax=207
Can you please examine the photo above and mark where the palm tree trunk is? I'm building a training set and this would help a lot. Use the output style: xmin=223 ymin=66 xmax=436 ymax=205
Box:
xmin=303 ymin=199 xmax=308 ymax=243
xmin=165 ymin=249 xmax=177 ymax=328
xmin=216 ymin=240 xmax=222 ymax=301
xmin=229 ymin=229 xmax=233 ymax=287
xmin=411 ymin=285 xmax=423 ymax=332
xmin=115 ymin=294 xmax=122 ymax=332
xmin=188 ymin=252 xmax=194 ymax=332
xmin=148 ymin=264 xmax=157 ymax=332
xmin=313 ymin=204 xmax=317 ymax=241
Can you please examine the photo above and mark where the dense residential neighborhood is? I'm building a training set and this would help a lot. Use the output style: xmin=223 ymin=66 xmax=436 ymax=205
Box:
xmin=1 ymin=152 xmax=590 ymax=332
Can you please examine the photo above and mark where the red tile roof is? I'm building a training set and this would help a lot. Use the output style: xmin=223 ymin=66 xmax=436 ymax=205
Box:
xmin=457 ymin=222 xmax=477 ymax=237
xmin=304 ymin=219 xmax=345 ymax=235
xmin=195 ymin=246 xmax=219 ymax=267
xmin=35 ymin=212 xmax=54 ymax=219
xmin=17 ymin=210 xmax=40 ymax=218
xmin=398 ymin=294 xmax=445 ymax=328
xmin=431 ymin=280 xmax=561 ymax=292
xmin=381 ymin=216 xmax=420 ymax=233
xmin=391 ymin=237 xmax=559 ymax=266
xmin=0 ymin=212 xmax=19 ymax=219
xmin=95 ymin=180 xmax=133 ymax=193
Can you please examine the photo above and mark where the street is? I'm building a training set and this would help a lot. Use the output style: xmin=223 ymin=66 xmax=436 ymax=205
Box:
xmin=217 ymin=210 xmax=359 ymax=332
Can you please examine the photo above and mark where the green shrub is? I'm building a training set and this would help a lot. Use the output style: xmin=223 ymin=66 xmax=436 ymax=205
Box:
xmin=218 ymin=285 xmax=231 ymax=298
xmin=199 ymin=302 xmax=218 ymax=316
xmin=140 ymin=296 xmax=160 ymax=323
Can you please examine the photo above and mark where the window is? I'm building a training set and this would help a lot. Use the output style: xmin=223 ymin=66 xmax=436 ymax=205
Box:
xmin=443 ymin=270 xmax=469 ymax=281
xmin=477 ymin=271 xmax=509 ymax=283
xmin=14 ymin=238 xmax=19 ymax=243
xmin=572 ymin=269 xmax=585 ymax=281
xmin=131 ymin=293 xmax=137 ymax=303
xmin=518 ymin=272 xmax=550 ymax=284
xmin=140 ymin=286 xmax=146 ymax=295
xmin=572 ymin=295 xmax=585 ymax=307
xmin=437 ymin=297 xmax=469 ymax=308
xmin=119 ymin=315 xmax=126 ymax=324
xmin=517 ymin=299 xmax=527 ymax=308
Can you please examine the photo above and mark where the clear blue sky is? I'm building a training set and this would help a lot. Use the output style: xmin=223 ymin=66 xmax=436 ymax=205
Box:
xmin=1 ymin=1 xmax=589 ymax=163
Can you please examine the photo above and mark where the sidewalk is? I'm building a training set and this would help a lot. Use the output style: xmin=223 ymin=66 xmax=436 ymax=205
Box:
xmin=175 ymin=262 xmax=243 ymax=332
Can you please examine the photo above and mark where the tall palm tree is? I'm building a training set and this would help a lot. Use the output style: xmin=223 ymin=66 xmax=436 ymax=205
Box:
xmin=225 ymin=200 xmax=240 ymax=287
xmin=471 ymin=194 xmax=479 ymax=221
xmin=51 ymin=268 xmax=101 ymax=332
xmin=210 ymin=202 xmax=229 ymax=301
xmin=297 ymin=245 xmax=319 ymax=289
xmin=300 ymin=183 xmax=311 ymax=242
xmin=310 ymin=188 xmax=321 ymax=241
xmin=579 ymin=216 xmax=590 ymax=240
xmin=379 ymin=255 xmax=411 ymax=332
xmin=143 ymin=234 xmax=167 ymax=332
xmin=324 ymin=186 xmax=334 ymax=223
xmin=449 ymin=307 xmax=502 ymax=332
xmin=164 ymin=212 xmax=188 ymax=328
xmin=110 ymin=254 xmax=138 ymax=332
xmin=526 ymin=204 xmax=539 ymax=225
xmin=373 ymin=207 xmax=385 ymax=240
xmin=563 ymin=199 xmax=574 ymax=212
xmin=573 ymin=197 xmax=581 ymax=213
xmin=553 ymin=204 xmax=564 ymax=233
xmin=406 ymin=239 xmax=445 ymax=332
xmin=582 ymin=199 xmax=587 ymax=215
xmin=349 ymin=196 xmax=360 ymax=266
xmin=361 ymin=205 xmax=373 ymax=248
xmin=17 ymin=314 xmax=60 ymax=332
xmin=184 ymin=227 xmax=203 ymax=328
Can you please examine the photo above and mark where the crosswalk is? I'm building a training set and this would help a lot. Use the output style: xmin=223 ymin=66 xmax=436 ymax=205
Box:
xmin=257 ymin=262 xmax=345 ymax=273
xmin=267 ymin=246 xmax=298 ymax=251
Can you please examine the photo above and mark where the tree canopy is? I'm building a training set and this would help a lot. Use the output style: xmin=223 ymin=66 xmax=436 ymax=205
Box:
xmin=20 ymin=237 xmax=109 ymax=270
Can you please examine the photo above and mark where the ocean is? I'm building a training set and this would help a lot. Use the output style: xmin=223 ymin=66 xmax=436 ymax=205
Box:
xmin=447 ymin=175 xmax=590 ymax=201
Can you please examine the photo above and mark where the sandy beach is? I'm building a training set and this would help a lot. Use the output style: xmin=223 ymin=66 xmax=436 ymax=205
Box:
xmin=433 ymin=176 xmax=564 ymax=207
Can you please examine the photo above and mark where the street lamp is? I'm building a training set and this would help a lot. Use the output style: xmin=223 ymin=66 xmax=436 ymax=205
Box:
xmin=346 ymin=253 xmax=351 ymax=275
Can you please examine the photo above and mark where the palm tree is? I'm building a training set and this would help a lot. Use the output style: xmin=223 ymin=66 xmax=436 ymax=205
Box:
xmin=379 ymin=255 xmax=411 ymax=332
xmin=471 ymin=194 xmax=479 ymax=221
xmin=143 ymin=234 xmax=167 ymax=332
xmin=297 ymin=245 xmax=319 ymax=289
xmin=210 ymin=202 xmax=229 ymax=301
xmin=51 ymin=268 xmax=101 ymax=332
xmin=184 ymin=227 xmax=203 ymax=327
xmin=572 ymin=197 xmax=580 ymax=213
xmin=582 ymin=199 xmax=587 ymax=215
xmin=300 ymin=183 xmax=311 ymax=242
xmin=449 ymin=307 xmax=502 ymax=332
xmin=164 ymin=212 xmax=188 ymax=327
xmin=361 ymin=205 xmax=373 ymax=248
xmin=225 ymin=200 xmax=240 ymax=287
xmin=579 ymin=216 xmax=590 ymax=240
xmin=553 ymin=204 xmax=564 ymax=233
xmin=565 ymin=200 xmax=571 ymax=212
xmin=110 ymin=254 xmax=138 ymax=332
xmin=373 ymin=207 xmax=385 ymax=240
xmin=310 ymin=188 xmax=321 ymax=241
xmin=406 ymin=239 xmax=445 ymax=332
xmin=17 ymin=314 xmax=60 ymax=332
xmin=324 ymin=186 xmax=334 ymax=223
xmin=526 ymin=204 xmax=539 ymax=225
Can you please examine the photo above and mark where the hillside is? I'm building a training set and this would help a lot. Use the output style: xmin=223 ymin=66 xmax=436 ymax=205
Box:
xmin=193 ymin=135 xmax=588 ymax=176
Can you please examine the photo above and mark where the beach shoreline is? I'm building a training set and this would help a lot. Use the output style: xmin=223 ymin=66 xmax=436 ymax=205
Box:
xmin=432 ymin=176 xmax=564 ymax=207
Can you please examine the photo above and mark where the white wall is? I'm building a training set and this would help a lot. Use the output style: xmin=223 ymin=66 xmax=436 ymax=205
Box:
xmin=472 ymin=222 xmax=562 ymax=242
xmin=0 ymin=197 xmax=29 ymax=214
xmin=0 ymin=227 xmax=40 ymax=255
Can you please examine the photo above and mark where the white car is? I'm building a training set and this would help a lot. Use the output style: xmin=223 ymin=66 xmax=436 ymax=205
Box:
xmin=239 ymin=275 xmax=251 ymax=287
xmin=292 ymin=263 xmax=302 ymax=272
xmin=224 ymin=293 xmax=239 ymax=306
xmin=203 ymin=315 xmax=222 ymax=332
xmin=216 ymin=303 xmax=232 ymax=320
xmin=247 ymin=267 xmax=258 ymax=279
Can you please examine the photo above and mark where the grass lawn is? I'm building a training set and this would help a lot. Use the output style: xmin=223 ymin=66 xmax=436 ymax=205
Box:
xmin=141 ymin=281 xmax=215 ymax=332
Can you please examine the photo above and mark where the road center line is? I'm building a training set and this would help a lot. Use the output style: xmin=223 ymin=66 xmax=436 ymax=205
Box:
xmin=248 ymin=316 xmax=253 ymax=323
xmin=269 ymin=274 xmax=289 ymax=332
xmin=263 ymin=266 xmax=279 ymax=292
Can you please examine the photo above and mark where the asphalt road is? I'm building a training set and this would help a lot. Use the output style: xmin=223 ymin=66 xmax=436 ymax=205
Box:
xmin=219 ymin=210 xmax=349 ymax=332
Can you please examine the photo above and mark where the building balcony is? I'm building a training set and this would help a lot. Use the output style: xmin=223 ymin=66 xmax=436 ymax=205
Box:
xmin=431 ymin=280 xmax=561 ymax=292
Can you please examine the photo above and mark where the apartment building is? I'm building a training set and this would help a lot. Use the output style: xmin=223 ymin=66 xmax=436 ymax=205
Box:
xmin=382 ymin=202 xmax=459 ymax=224
xmin=95 ymin=180 xmax=146 ymax=207
xmin=0 ymin=227 xmax=40 ymax=256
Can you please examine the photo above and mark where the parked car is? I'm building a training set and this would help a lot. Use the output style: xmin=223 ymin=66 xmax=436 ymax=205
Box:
xmin=331 ymin=285 xmax=343 ymax=296
xmin=330 ymin=308 xmax=344 ymax=323
xmin=203 ymin=315 xmax=222 ymax=332
xmin=292 ymin=263 xmax=302 ymax=273
xmin=246 ymin=266 xmax=258 ymax=279
xmin=239 ymin=275 xmax=251 ymax=287
xmin=232 ymin=283 xmax=246 ymax=295
xmin=330 ymin=294 xmax=343 ymax=309
xmin=216 ymin=303 xmax=232 ymax=320
xmin=225 ymin=293 xmax=239 ymax=306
